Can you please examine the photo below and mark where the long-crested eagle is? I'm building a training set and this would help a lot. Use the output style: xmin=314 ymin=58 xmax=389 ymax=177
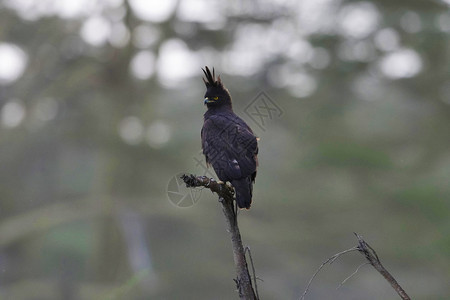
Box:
xmin=201 ymin=66 xmax=258 ymax=209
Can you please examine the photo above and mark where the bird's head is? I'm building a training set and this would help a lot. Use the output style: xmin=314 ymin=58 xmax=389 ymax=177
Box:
xmin=202 ymin=66 xmax=232 ymax=109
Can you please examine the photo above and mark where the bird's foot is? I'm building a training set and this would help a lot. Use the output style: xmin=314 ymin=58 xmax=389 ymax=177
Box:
xmin=201 ymin=176 xmax=213 ymax=187
xmin=225 ymin=182 xmax=235 ymax=195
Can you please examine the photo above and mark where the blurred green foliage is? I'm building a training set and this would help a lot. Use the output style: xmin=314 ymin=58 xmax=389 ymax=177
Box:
xmin=0 ymin=0 xmax=449 ymax=299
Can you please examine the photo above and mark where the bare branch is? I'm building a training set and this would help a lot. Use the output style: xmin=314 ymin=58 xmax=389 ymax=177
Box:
xmin=354 ymin=233 xmax=411 ymax=300
xmin=181 ymin=174 xmax=234 ymax=201
xmin=182 ymin=174 xmax=257 ymax=300
xmin=301 ymin=234 xmax=411 ymax=300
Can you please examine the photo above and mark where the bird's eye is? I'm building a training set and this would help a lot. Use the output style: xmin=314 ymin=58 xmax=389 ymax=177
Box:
xmin=213 ymin=96 xmax=219 ymax=100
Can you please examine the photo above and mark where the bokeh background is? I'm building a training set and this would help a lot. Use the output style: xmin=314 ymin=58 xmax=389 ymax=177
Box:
xmin=1 ymin=0 xmax=449 ymax=299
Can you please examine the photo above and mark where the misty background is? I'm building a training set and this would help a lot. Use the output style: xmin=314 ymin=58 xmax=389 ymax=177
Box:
xmin=0 ymin=0 xmax=449 ymax=299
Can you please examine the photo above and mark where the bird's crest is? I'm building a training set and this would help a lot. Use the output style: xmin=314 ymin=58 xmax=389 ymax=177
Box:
xmin=202 ymin=66 xmax=223 ymax=88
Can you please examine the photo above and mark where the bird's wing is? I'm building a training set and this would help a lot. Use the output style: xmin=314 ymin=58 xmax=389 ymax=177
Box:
xmin=202 ymin=114 xmax=258 ymax=181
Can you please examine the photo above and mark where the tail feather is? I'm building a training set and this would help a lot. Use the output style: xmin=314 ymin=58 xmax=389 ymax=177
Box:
xmin=231 ymin=178 xmax=253 ymax=209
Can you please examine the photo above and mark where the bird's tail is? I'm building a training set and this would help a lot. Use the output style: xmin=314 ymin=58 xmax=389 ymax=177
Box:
xmin=231 ymin=178 xmax=253 ymax=209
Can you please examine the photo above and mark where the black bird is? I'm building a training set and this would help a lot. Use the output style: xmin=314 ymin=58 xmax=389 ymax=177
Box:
xmin=201 ymin=66 xmax=258 ymax=209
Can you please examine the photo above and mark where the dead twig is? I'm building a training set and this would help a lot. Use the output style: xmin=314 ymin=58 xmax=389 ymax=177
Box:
xmin=337 ymin=262 xmax=369 ymax=289
xmin=300 ymin=247 xmax=358 ymax=300
xmin=245 ymin=246 xmax=260 ymax=300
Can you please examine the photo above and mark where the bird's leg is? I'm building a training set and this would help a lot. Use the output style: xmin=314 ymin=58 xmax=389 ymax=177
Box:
xmin=234 ymin=199 xmax=238 ymax=224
